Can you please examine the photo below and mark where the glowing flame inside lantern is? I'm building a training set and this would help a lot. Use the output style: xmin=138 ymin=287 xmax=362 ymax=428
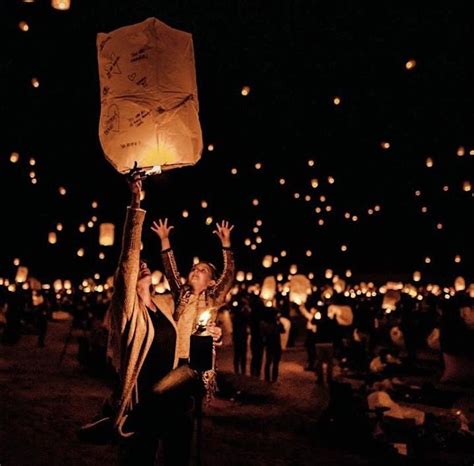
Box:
xmin=197 ymin=310 xmax=212 ymax=327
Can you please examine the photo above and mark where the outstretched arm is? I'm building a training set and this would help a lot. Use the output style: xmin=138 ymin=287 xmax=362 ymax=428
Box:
xmin=212 ymin=221 xmax=236 ymax=300
xmin=110 ymin=176 xmax=145 ymax=322
xmin=151 ymin=218 xmax=182 ymax=298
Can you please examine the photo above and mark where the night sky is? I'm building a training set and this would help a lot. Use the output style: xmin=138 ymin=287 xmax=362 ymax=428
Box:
xmin=1 ymin=1 xmax=472 ymax=285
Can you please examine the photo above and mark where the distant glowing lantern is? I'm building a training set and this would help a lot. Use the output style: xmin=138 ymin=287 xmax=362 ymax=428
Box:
xmin=318 ymin=219 xmax=325 ymax=226
xmin=304 ymin=195 xmax=311 ymax=202
xmin=250 ymin=244 xmax=257 ymax=251
xmin=279 ymin=178 xmax=286 ymax=185
xmin=424 ymin=256 xmax=431 ymax=264
xmin=436 ymin=223 xmax=443 ymax=230
xmin=99 ymin=223 xmax=115 ymax=246
xmin=374 ymin=205 xmax=381 ymax=212
xmin=59 ymin=187 xmax=66 ymax=195
xmin=261 ymin=276 xmax=276 ymax=301
xmin=382 ymin=290 xmax=400 ymax=311
xmin=311 ymin=179 xmax=319 ymax=188
xmin=308 ymin=160 xmax=315 ymax=167
xmin=255 ymin=162 xmax=262 ymax=170
xmin=15 ymin=266 xmax=28 ymax=283
xmin=294 ymin=193 xmax=300 ymax=199
xmin=79 ymin=224 xmax=86 ymax=233
xmin=454 ymin=276 xmax=465 ymax=291
xmin=454 ymin=255 xmax=461 ymax=263
xmin=13 ymin=258 xmax=20 ymax=266
xmin=236 ymin=271 xmax=245 ymax=282
xmin=306 ymin=250 xmax=312 ymax=257
xmin=205 ymin=216 xmax=213 ymax=225
xmin=256 ymin=219 xmax=263 ymax=226
xmin=405 ymin=59 xmax=416 ymax=70
xmin=262 ymin=255 xmax=273 ymax=268
xmin=333 ymin=278 xmax=346 ymax=294
xmin=182 ymin=210 xmax=189 ymax=218
xmin=289 ymin=264 xmax=297 ymax=275
xmin=97 ymin=18 xmax=202 ymax=175
xmin=328 ymin=304 xmax=353 ymax=326
xmin=381 ymin=141 xmax=390 ymax=149
xmin=280 ymin=250 xmax=287 ymax=257
xmin=413 ymin=271 xmax=421 ymax=282
xmin=201 ymin=200 xmax=208 ymax=208
xmin=99 ymin=252 xmax=105 ymax=260
xmin=252 ymin=199 xmax=259 ymax=206
xmin=256 ymin=236 xmax=262 ymax=244
xmin=328 ymin=176 xmax=335 ymax=184
xmin=246 ymin=272 xmax=253 ymax=281
xmin=244 ymin=238 xmax=251 ymax=246
xmin=48 ymin=232 xmax=57 ymax=244
xmin=77 ymin=248 xmax=85 ymax=257
xmin=31 ymin=77 xmax=40 ymax=88
xmin=241 ymin=85 xmax=251 ymax=96
xmin=425 ymin=157 xmax=433 ymax=168
xmin=10 ymin=152 xmax=19 ymax=163
xmin=289 ymin=274 xmax=311 ymax=304
xmin=325 ymin=269 xmax=333 ymax=280
xmin=231 ymin=168 xmax=238 ymax=175
xmin=53 ymin=279 xmax=63 ymax=291
xmin=87 ymin=221 xmax=94 ymax=228
xmin=463 ymin=181 xmax=471 ymax=192
xmin=51 ymin=0 xmax=71 ymax=10
xmin=333 ymin=96 xmax=341 ymax=105
xmin=345 ymin=269 xmax=352 ymax=278
xmin=253 ymin=227 xmax=259 ymax=234
xmin=457 ymin=146 xmax=465 ymax=157
xmin=19 ymin=21 xmax=29 ymax=32
xmin=341 ymin=244 xmax=347 ymax=252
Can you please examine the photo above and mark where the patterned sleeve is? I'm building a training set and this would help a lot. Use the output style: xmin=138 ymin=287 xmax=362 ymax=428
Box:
xmin=160 ymin=248 xmax=183 ymax=299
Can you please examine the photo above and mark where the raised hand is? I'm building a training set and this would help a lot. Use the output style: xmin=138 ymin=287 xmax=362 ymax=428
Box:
xmin=128 ymin=175 xmax=142 ymax=208
xmin=151 ymin=218 xmax=174 ymax=241
xmin=213 ymin=220 xmax=234 ymax=248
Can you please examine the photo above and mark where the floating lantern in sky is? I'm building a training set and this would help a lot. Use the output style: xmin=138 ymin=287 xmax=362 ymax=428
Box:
xmin=325 ymin=205 xmax=332 ymax=212
xmin=345 ymin=269 xmax=352 ymax=278
xmin=261 ymin=276 xmax=276 ymax=301
xmin=311 ymin=179 xmax=318 ymax=188
xmin=193 ymin=256 xmax=200 ymax=265
xmin=415 ymin=190 xmax=421 ymax=197
xmin=421 ymin=206 xmax=428 ymax=213
xmin=10 ymin=152 xmax=19 ymax=163
xmin=344 ymin=212 xmax=350 ymax=219
xmin=97 ymin=18 xmax=202 ymax=175
xmin=457 ymin=146 xmax=465 ymax=157
xmin=341 ymin=244 xmax=348 ymax=252
xmin=381 ymin=141 xmax=390 ymax=150
xmin=87 ymin=221 xmax=94 ymax=228
xmin=99 ymin=223 xmax=115 ymax=246
xmin=308 ymin=160 xmax=315 ymax=167
xmin=79 ymin=224 xmax=86 ymax=232
xmin=436 ymin=223 xmax=443 ymax=230
xmin=333 ymin=96 xmax=341 ymax=105
xmin=405 ymin=59 xmax=416 ymax=70
xmin=328 ymin=176 xmax=335 ymax=184
xmin=255 ymin=162 xmax=262 ymax=170
xmin=425 ymin=256 xmax=431 ymax=264
xmin=315 ymin=207 xmax=321 ymax=214
xmin=241 ymin=85 xmax=251 ymax=96
xmin=19 ymin=21 xmax=29 ymax=32
xmin=413 ymin=271 xmax=421 ymax=282
xmin=59 ymin=187 xmax=66 ymax=195
xmin=255 ymin=236 xmax=262 ymax=244
xmin=15 ymin=267 xmax=28 ymax=283
xmin=294 ymin=193 xmax=300 ymax=199
xmin=318 ymin=219 xmax=325 ymax=226
xmin=443 ymin=185 xmax=449 ymax=192
xmin=262 ymin=255 xmax=273 ymax=268
xmin=77 ymin=248 xmax=85 ymax=257
xmin=13 ymin=258 xmax=20 ymax=266
xmin=280 ymin=250 xmax=287 ymax=257
xmin=99 ymin=252 xmax=105 ymax=260
xmin=463 ymin=181 xmax=471 ymax=192
xmin=244 ymin=238 xmax=251 ymax=246
xmin=51 ymin=0 xmax=71 ymax=10
xmin=182 ymin=210 xmax=189 ymax=218
xmin=325 ymin=269 xmax=333 ymax=280
xmin=425 ymin=157 xmax=434 ymax=168
xmin=205 ymin=216 xmax=213 ymax=225
xmin=289 ymin=264 xmax=298 ymax=275
xmin=92 ymin=201 xmax=98 ymax=208
xmin=253 ymin=227 xmax=259 ymax=233
xmin=31 ymin=77 xmax=40 ymax=88
xmin=56 ymin=223 xmax=63 ymax=231
xmin=256 ymin=219 xmax=263 ymax=226
xmin=374 ymin=205 xmax=381 ymax=212
xmin=279 ymin=178 xmax=286 ymax=185
xmin=48 ymin=232 xmax=57 ymax=244
xmin=320 ymin=195 xmax=326 ymax=202
xmin=351 ymin=215 xmax=358 ymax=222
xmin=53 ymin=279 xmax=63 ymax=292
xmin=454 ymin=276 xmax=465 ymax=291
xmin=273 ymin=257 xmax=279 ymax=263
xmin=236 ymin=271 xmax=245 ymax=282
xmin=252 ymin=199 xmax=259 ymax=206
xmin=231 ymin=168 xmax=238 ymax=175
xmin=246 ymin=272 xmax=253 ymax=281
xmin=454 ymin=255 xmax=461 ymax=263
xmin=29 ymin=171 xmax=35 ymax=179
xmin=31 ymin=178 xmax=37 ymax=185
xmin=207 ymin=144 xmax=214 ymax=151
xmin=201 ymin=200 xmax=208 ymax=208
xmin=368 ymin=208 xmax=374 ymax=215
xmin=306 ymin=250 xmax=312 ymax=257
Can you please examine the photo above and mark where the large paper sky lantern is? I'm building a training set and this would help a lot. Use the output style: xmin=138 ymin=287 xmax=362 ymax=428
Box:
xmin=261 ymin=276 xmax=277 ymax=301
xmin=97 ymin=18 xmax=202 ymax=174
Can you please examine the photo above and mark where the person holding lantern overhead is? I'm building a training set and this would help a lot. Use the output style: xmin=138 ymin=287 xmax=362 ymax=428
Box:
xmin=78 ymin=176 xmax=222 ymax=466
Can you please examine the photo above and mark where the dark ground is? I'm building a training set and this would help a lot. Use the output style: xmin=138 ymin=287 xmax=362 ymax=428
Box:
xmin=1 ymin=319 xmax=473 ymax=466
